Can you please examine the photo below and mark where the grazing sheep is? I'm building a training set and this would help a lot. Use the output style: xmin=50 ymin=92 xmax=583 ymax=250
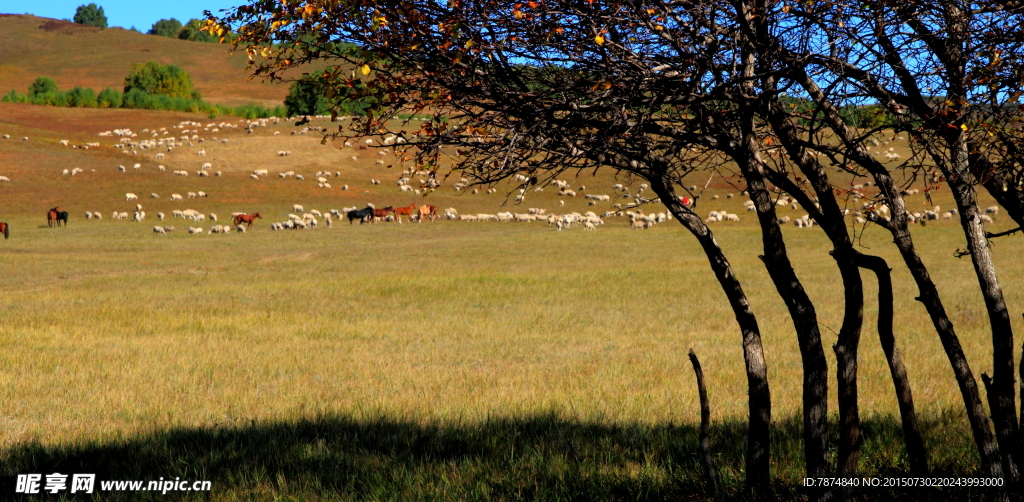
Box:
xmin=157 ymin=212 xmax=165 ymax=221
xmin=171 ymin=194 xmax=183 ymax=201
xmin=93 ymin=212 xmax=102 ymax=220
xmin=188 ymin=192 xmax=197 ymax=199
xmin=293 ymin=204 xmax=304 ymax=212
xmin=981 ymin=215 xmax=995 ymax=224
xmin=153 ymin=226 xmax=166 ymax=234
xmin=85 ymin=211 xmax=93 ymax=219
xmin=0 ymin=176 xmax=10 ymax=182
xmin=63 ymin=169 xmax=69 ymax=175
xmin=197 ymin=191 xmax=207 ymax=198
xmin=236 ymin=225 xmax=246 ymax=233
xmin=125 ymin=193 xmax=138 ymax=201
xmin=985 ymin=206 xmax=1000 ymax=215
xmin=151 ymin=193 xmax=160 ymax=198
xmin=118 ymin=165 xmax=126 ymax=172
xmin=250 ymin=174 xmax=259 ymax=180
xmin=295 ymin=174 xmax=305 ymax=180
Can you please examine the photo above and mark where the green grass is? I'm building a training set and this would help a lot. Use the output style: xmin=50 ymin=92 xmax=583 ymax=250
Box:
xmin=0 ymin=105 xmax=1022 ymax=499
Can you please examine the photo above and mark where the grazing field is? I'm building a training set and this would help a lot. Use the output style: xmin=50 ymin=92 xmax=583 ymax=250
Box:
xmin=1 ymin=102 xmax=1022 ymax=499
xmin=0 ymin=14 xmax=290 ymax=108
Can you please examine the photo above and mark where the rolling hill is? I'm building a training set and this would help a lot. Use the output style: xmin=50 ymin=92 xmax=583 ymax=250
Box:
xmin=0 ymin=14 xmax=291 ymax=107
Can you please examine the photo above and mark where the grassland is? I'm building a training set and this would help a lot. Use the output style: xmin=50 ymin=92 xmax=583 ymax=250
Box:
xmin=0 ymin=15 xmax=290 ymax=108
xmin=0 ymin=101 xmax=1022 ymax=499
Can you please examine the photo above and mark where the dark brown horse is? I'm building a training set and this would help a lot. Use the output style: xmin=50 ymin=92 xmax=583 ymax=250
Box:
xmin=372 ymin=206 xmax=395 ymax=223
xmin=0 ymin=222 xmax=8 ymax=239
xmin=47 ymin=207 xmax=60 ymax=228
xmin=234 ymin=212 xmax=262 ymax=228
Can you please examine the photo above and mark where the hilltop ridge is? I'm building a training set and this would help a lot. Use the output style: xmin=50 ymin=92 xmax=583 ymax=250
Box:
xmin=0 ymin=14 xmax=289 ymax=107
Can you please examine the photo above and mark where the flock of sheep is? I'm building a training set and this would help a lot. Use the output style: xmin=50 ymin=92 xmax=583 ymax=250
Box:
xmin=5 ymin=114 xmax=1005 ymax=241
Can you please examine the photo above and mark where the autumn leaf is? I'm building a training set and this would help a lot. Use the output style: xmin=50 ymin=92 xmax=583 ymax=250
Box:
xmin=362 ymin=64 xmax=372 ymax=75
xmin=595 ymin=34 xmax=605 ymax=45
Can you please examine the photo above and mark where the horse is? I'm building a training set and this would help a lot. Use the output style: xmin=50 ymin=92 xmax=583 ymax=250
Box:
xmin=393 ymin=203 xmax=418 ymax=223
xmin=47 ymin=207 xmax=60 ymax=228
xmin=347 ymin=206 xmax=376 ymax=224
xmin=0 ymin=222 xmax=8 ymax=239
xmin=372 ymin=206 xmax=395 ymax=223
xmin=57 ymin=211 xmax=68 ymax=227
xmin=234 ymin=212 xmax=262 ymax=228
xmin=417 ymin=204 xmax=438 ymax=222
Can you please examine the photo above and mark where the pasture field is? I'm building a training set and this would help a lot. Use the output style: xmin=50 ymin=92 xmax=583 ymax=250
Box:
xmin=0 ymin=14 xmax=291 ymax=108
xmin=1 ymin=102 xmax=1022 ymax=499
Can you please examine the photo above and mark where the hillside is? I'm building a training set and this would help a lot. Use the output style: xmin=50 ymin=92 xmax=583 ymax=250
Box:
xmin=0 ymin=14 xmax=291 ymax=107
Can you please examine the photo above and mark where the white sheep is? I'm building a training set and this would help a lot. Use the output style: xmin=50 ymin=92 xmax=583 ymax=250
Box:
xmin=151 ymin=193 xmax=160 ymax=198
xmin=293 ymin=204 xmax=304 ymax=212
xmin=197 ymin=191 xmax=207 ymax=198
xmin=125 ymin=193 xmax=138 ymax=201
xmin=171 ymin=194 xmax=183 ymax=201
xmin=157 ymin=212 xmax=165 ymax=221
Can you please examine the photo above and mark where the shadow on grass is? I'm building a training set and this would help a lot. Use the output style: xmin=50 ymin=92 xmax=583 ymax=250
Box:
xmin=0 ymin=411 xmax=995 ymax=501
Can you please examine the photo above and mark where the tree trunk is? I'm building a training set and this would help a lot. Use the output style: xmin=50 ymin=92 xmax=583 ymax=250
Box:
xmin=653 ymin=179 xmax=771 ymax=497
xmin=787 ymin=69 xmax=1005 ymax=480
xmin=727 ymin=125 xmax=830 ymax=494
xmin=851 ymin=252 xmax=928 ymax=475
xmin=944 ymin=158 xmax=1020 ymax=486
xmin=761 ymin=97 xmax=864 ymax=482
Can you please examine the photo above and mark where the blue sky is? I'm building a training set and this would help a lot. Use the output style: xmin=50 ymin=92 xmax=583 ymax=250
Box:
xmin=6 ymin=1 xmax=242 ymax=31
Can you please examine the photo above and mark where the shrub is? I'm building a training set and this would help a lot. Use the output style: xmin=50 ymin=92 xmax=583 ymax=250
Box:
xmin=73 ymin=4 xmax=107 ymax=29
xmin=97 ymin=88 xmax=122 ymax=108
xmin=68 ymin=87 xmax=98 ymax=108
xmin=148 ymin=19 xmax=183 ymax=38
xmin=2 ymin=90 xmax=28 ymax=104
xmin=123 ymin=62 xmax=198 ymax=100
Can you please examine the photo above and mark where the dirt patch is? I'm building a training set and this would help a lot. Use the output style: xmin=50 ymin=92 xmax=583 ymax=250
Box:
xmin=38 ymin=20 xmax=100 ymax=34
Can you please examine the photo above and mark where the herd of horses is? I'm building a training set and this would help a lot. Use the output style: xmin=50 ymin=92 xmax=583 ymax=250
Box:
xmin=0 ymin=204 xmax=437 ymax=241
xmin=47 ymin=207 xmax=69 ymax=228
xmin=347 ymin=203 xmax=438 ymax=224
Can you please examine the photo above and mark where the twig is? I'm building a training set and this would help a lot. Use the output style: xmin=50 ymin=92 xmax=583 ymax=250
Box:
xmin=688 ymin=349 xmax=717 ymax=493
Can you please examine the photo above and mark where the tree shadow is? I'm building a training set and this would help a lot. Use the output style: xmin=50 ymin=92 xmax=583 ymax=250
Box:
xmin=0 ymin=413 xmax=990 ymax=501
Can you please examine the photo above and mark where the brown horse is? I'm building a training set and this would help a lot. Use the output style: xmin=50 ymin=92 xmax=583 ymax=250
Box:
xmin=234 ymin=212 xmax=262 ymax=228
xmin=393 ymin=203 xmax=418 ymax=223
xmin=372 ymin=206 xmax=395 ymax=223
xmin=47 ymin=207 xmax=60 ymax=228
xmin=0 ymin=222 xmax=8 ymax=239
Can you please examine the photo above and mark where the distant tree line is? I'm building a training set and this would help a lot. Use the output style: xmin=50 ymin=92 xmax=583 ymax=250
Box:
xmin=148 ymin=17 xmax=234 ymax=44
xmin=2 ymin=63 xmax=284 ymax=119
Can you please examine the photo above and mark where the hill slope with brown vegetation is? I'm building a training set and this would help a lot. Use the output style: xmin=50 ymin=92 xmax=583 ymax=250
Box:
xmin=0 ymin=14 xmax=289 ymax=107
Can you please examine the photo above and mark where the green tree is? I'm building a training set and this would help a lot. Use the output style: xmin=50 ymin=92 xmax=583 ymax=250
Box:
xmin=148 ymin=18 xmax=182 ymax=38
xmin=178 ymin=19 xmax=218 ymax=43
xmin=28 ymin=77 xmax=58 ymax=97
xmin=284 ymin=72 xmax=329 ymax=116
xmin=123 ymin=62 xmax=198 ymax=100
xmin=73 ymin=4 xmax=107 ymax=28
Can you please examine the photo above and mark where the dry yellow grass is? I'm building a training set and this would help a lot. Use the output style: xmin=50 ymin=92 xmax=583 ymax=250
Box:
xmin=1 ymin=103 xmax=1022 ymax=461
